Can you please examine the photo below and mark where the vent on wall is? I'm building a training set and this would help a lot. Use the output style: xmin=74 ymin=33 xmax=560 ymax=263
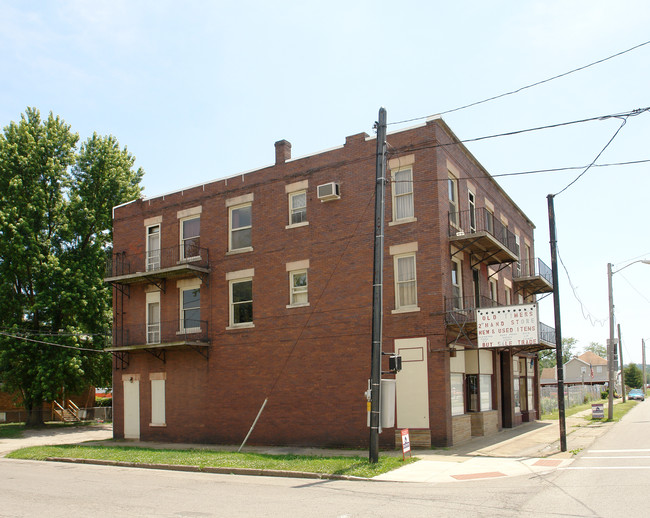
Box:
xmin=317 ymin=182 xmax=341 ymax=202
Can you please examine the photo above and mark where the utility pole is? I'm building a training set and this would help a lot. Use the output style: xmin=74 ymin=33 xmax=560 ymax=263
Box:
xmin=607 ymin=263 xmax=615 ymax=420
xmin=369 ymin=107 xmax=387 ymax=464
xmin=618 ymin=324 xmax=625 ymax=402
xmin=547 ymin=194 xmax=566 ymax=452
xmin=641 ymin=338 xmax=646 ymax=397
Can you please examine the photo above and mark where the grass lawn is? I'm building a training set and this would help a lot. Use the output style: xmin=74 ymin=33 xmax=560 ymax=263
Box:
xmin=542 ymin=398 xmax=638 ymax=422
xmin=6 ymin=445 xmax=415 ymax=478
xmin=0 ymin=423 xmax=26 ymax=439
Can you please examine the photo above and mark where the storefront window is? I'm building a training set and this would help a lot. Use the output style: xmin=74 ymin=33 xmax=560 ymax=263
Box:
xmin=514 ymin=376 xmax=520 ymax=413
xmin=527 ymin=377 xmax=534 ymax=411
xmin=466 ymin=374 xmax=478 ymax=412
xmin=451 ymin=373 xmax=464 ymax=416
xmin=519 ymin=376 xmax=528 ymax=412
xmin=480 ymin=374 xmax=492 ymax=411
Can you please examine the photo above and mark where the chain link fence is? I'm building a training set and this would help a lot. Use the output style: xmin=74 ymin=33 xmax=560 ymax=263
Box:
xmin=541 ymin=384 xmax=606 ymax=415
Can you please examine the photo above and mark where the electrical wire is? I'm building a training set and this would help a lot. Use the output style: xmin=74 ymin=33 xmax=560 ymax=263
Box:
xmin=0 ymin=331 xmax=107 ymax=353
xmin=388 ymin=39 xmax=650 ymax=126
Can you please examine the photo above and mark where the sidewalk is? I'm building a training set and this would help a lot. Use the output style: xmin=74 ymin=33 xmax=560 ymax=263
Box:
xmin=375 ymin=408 xmax=614 ymax=482
xmin=0 ymin=410 xmax=613 ymax=483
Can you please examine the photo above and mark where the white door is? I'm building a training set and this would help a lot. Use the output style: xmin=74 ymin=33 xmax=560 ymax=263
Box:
xmin=395 ymin=337 xmax=430 ymax=428
xmin=123 ymin=377 xmax=140 ymax=439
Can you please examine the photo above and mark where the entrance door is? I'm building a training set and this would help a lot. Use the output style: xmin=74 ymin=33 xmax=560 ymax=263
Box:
xmin=123 ymin=377 xmax=140 ymax=439
xmin=395 ymin=337 xmax=429 ymax=428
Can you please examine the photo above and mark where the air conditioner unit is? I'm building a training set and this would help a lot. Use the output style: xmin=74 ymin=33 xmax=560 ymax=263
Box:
xmin=317 ymin=182 xmax=341 ymax=202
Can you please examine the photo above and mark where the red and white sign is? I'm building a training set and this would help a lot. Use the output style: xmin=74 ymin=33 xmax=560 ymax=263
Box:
xmin=476 ymin=303 xmax=539 ymax=348
xmin=400 ymin=428 xmax=411 ymax=459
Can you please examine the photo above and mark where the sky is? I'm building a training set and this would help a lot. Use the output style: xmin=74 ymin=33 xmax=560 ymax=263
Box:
xmin=1 ymin=0 xmax=649 ymax=364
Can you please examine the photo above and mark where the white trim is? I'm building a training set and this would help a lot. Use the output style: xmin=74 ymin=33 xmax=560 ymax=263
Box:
xmin=388 ymin=154 xmax=415 ymax=169
xmin=229 ymin=202 xmax=252 ymax=251
xmin=229 ymin=277 xmax=253 ymax=328
xmin=286 ymin=221 xmax=310 ymax=230
xmin=393 ymin=252 xmax=418 ymax=311
xmin=176 ymin=278 xmax=202 ymax=289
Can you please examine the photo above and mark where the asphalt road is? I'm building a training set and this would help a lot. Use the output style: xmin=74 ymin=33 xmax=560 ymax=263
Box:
xmin=1 ymin=403 xmax=648 ymax=517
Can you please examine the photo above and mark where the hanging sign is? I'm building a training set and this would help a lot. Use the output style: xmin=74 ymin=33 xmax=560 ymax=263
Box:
xmin=476 ymin=303 xmax=539 ymax=348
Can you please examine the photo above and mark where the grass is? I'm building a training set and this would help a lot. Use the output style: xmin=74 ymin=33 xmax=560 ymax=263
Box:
xmin=542 ymin=398 xmax=638 ymax=422
xmin=6 ymin=444 xmax=415 ymax=478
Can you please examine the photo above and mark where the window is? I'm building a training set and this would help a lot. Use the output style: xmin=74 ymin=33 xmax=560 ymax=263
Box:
xmin=181 ymin=287 xmax=200 ymax=331
xmin=392 ymin=167 xmax=414 ymax=221
xmin=394 ymin=254 xmax=417 ymax=309
xmin=485 ymin=207 xmax=494 ymax=234
xmin=146 ymin=225 xmax=160 ymax=271
xmin=450 ymin=373 xmax=464 ymax=416
xmin=229 ymin=204 xmax=252 ymax=251
xmin=514 ymin=235 xmax=521 ymax=276
xmin=524 ymin=244 xmax=532 ymax=276
xmin=505 ymin=286 xmax=512 ymax=306
xmin=451 ymin=258 xmax=462 ymax=309
xmin=230 ymin=279 xmax=253 ymax=326
xmin=468 ymin=191 xmax=476 ymax=232
xmin=480 ymin=374 xmax=492 ymax=411
xmin=146 ymin=291 xmax=160 ymax=344
xmin=181 ymin=217 xmax=200 ymax=260
xmin=466 ymin=374 xmax=479 ymax=412
xmin=289 ymin=270 xmax=308 ymax=306
xmin=289 ymin=191 xmax=307 ymax=225
xmin=489 ymin=278 xmax=498 ymax=303
xmin=448 ymin=173 xmax=459 ymax=226
xmin=150 ymin=375 xmax=165 ymax=426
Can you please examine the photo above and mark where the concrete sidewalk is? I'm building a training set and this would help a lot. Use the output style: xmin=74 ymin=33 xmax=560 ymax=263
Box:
xmin=0 ymin=409 xmax=613 ymax=483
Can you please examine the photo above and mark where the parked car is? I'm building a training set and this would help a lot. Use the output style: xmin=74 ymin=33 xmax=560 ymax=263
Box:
xmin=628 ymin=388 xmax=645 ymax=401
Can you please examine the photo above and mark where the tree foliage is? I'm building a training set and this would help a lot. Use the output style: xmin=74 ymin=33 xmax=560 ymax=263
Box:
xmin=539 ymin=337 xmax=578 ymax=368
xmin=623 ymin=363 xmax=643 ymax=389
xmin=0 ymin=108 xmax=143 ymax=425
xmin=584 ymin=341 xmax=607 ymax=359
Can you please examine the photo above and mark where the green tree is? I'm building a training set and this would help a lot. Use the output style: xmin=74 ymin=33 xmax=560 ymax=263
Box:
xmin=539 ymin=337 xmax=578 ymax=368
xmin=623 ymin=363 xmax=643 ymax=389
xmin=0 ymin=108 xmax=143 ymax=426
xmin=584 ymin=341 xmax=607 ymax=359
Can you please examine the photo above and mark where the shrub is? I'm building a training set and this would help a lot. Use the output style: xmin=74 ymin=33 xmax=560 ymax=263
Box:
xmin=601 ymin=390 xmax=608 ymax=400
xmin=95 ymin=397 xmax=112 ymax=407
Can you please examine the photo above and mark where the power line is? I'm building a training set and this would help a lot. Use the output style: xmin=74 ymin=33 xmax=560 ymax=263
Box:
xmin=0 ymin=331 xmax=107 ymax=353
xmin=388 ymin=39 xmax=650 ymax=126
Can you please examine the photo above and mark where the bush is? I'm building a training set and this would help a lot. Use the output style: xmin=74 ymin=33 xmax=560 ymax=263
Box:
xmin=95 ymin=397 xmax=112 ymax=407
xmin=601 ymin=390 xmax=608 ymax=400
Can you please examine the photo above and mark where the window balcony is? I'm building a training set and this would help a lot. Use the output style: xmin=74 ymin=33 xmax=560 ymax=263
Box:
xmin=105 ymin=319 xmax=209 ymax=357
xmin=512 ymin=258 xmax=553 ymax=295
xmin=105 ymin=245 xmax=209 ymax=285
xmin=449 ymin=208 xmax=519 ymax=265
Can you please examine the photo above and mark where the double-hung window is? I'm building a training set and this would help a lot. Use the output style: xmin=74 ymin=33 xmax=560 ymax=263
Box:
xmin=181 ymin=287 xmax=200 ymax=332
xmin=289 ymin=270 xmax=308 ymax=306
xmin=392 ymin=167 xmax=414 ymax=221
xmin=146 ymin=291 xmax=160 ymax=344
xmin=451 ymin=258 xmax=463 ymax=310
xmin=146 ymin=225 xmax=161 ymax=271
xmin=230 ymin=203 xmax=252 ymax=251
xmin=394 ymin=254 xmax=417 ymax=310
xmin=448 ymin=173 xmax=459 ymax=227
xmin=468 ymin=191 xmax=476 ymax=233
xmin=289 ymin=191 xmax=307 ymax=225
xmin=181 ymin=216 xmax=200 ymax=260
xmin=230 ymin=279 xmax=253 ymax=327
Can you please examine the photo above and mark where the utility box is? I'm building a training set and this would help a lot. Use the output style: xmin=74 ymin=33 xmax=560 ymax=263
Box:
xmin=381 ymin=379 xmax=396 ymax=429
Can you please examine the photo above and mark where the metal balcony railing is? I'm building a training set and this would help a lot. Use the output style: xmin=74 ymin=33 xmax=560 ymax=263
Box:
xmin=445 ymin=295 xmax=502 ymax=325
xmin=111 ymin=319 xmax=209 ymax=348
xmin=106 ymin=244 xmax=209 ymax=279
xmin=449 ymin=207 xmax=519 ymax=256
xmin=513 ymin=257 xmax=553 ymax=285
xmin=539 ymin=322 xmax=556 ymax=346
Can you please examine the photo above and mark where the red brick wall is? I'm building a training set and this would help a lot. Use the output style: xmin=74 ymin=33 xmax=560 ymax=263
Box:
xmin=111 ymin=118 xmax=538 ymax=448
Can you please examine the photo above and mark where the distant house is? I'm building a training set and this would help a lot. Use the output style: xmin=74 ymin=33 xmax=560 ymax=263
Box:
xmin=540 ymin=367 xmax=557 ymax=386
xmin=563 ymin=351 xmax=608 ymax=385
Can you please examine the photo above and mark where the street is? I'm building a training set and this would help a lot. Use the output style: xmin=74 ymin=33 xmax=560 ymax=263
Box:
xmin=1 ymin=401 xmax=649 ymax=517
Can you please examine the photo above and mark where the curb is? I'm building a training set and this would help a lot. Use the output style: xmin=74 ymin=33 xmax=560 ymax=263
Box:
xmin=44 ymin=457 xmax=369 ymax=481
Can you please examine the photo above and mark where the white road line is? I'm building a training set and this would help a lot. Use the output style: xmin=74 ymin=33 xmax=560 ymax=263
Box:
xmin=582 ymin=456 xmax=650 ymax=459
xmin=588 ymin=449 xmax=650 ymax=453
xmin=561 ymin=466 xmax=650 ymax=470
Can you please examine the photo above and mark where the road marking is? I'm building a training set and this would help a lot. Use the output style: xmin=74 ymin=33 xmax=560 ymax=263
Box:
xmin=558 ymin=466 xmax=650 ymax=471
xmin=451 ymin=471 xmax=506 ymax=480
xmin=582 ymin=456 xmax=650 ymax=459
xmin=588 ymin=449 xmax=650 ymax=453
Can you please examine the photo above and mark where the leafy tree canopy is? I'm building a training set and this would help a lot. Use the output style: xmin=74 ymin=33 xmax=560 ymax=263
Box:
xmin=0 ymin=108 xmax=143 ymax=425
xmin=584 ymin=341 xmax=607 ymax=359
xmin=623 ymin=363 xmax=643 ymax=389
xmin=539 ymin=337 xmax=578 ymax=368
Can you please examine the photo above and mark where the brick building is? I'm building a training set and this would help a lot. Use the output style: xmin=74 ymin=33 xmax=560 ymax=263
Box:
xmin=106 ymin=117 xmax=554 ymax=448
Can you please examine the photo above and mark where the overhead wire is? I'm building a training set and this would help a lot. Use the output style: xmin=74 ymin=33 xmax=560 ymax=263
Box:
xmin=388 ymin=39 xmax=650 ymax=126
xmin=0 ymin=331 xmax=106 ymax=353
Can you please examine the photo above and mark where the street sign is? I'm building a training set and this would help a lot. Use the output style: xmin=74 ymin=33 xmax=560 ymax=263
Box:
xmin=400 ymin=428 xmax=411 ymax=460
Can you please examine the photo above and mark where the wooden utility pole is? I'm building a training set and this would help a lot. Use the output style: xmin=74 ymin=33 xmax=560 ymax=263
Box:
xmin=618 ymin=324 xmax=625 ymax=402
xmin=369 ymin=107 xmax=387 ymax=464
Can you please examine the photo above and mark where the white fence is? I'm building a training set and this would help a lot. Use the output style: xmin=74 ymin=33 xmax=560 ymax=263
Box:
xmin=541 ymin=384 xmax=606 ymax=415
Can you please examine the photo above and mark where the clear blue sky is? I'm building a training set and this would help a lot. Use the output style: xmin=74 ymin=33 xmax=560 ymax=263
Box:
xmin=2 ymin=1 xmax=649 ymax=364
